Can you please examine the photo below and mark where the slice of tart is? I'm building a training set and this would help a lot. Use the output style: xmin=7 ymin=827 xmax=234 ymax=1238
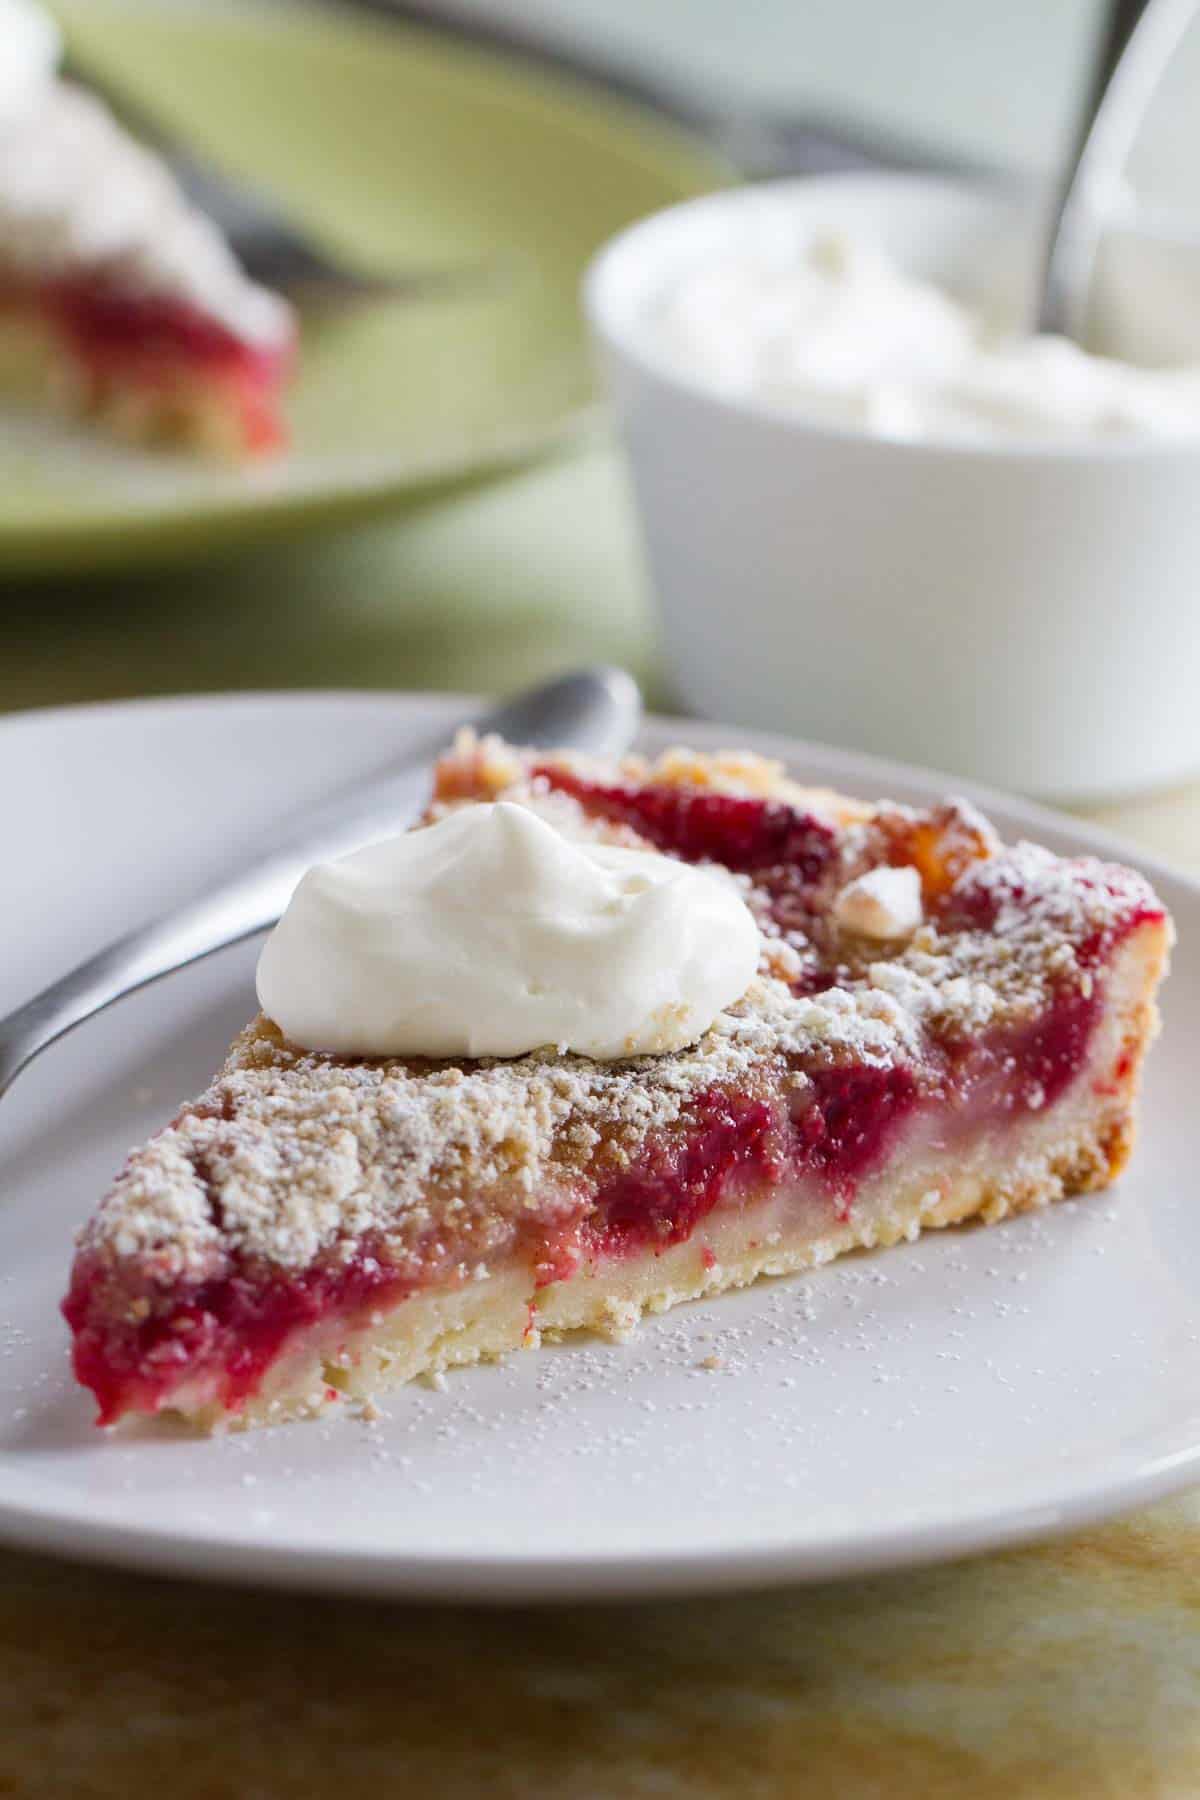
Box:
xmin=63 ymin=735 xmax=1172 ymax=1430
xmin=0 ymin=38 xmax=295 ymax=457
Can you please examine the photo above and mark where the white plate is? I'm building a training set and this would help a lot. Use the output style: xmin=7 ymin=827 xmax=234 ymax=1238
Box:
xmin=1 ymin=692 xmax=1197 ymax=1601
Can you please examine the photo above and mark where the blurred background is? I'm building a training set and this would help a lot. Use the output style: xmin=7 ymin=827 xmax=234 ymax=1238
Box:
xmin=403 ymin=0 xmax=1189 ymax=180
xmin=4 ymin=0 xmax=1199 ymax=726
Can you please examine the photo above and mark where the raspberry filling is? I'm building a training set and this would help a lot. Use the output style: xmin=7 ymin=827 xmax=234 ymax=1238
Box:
xmin=588 ymin=1087 xmax=778 ymax=1259
xmin=64 ymin=1243 xmax=405 ymax=1427
xmin=2 ymin=276 xmax=292 ymax=450
xmin=534 ymin=765 xmax=838 ymax=879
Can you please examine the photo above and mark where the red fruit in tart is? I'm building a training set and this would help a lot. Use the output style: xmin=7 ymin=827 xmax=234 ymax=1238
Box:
xmin=63 ymin=736 xmax=1172 ymax=1429
xmin=0 ymin=83 xmax=295 ymax=457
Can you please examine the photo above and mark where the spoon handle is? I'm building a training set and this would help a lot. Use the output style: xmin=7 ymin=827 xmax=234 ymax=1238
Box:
xmin=1037 ymin=0 xmax=1198 ymax=339
xmin=0 ymin=669 xmax=641 ymax=1103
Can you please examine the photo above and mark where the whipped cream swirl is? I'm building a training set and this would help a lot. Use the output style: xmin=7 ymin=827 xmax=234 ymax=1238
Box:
xmin=654 ymin=229 xmax=1200 ymax=442
xmin=257 ymin=802 xmax=762 ymax=1061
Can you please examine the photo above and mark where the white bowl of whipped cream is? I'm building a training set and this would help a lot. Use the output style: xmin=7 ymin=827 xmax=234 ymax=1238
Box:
xmin=585 ymin=174 xmax=1200 ymax=800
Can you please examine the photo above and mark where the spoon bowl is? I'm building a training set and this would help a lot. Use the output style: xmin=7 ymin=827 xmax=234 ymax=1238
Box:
xmin=1036 ymin=0 xmax=1197 ymax=341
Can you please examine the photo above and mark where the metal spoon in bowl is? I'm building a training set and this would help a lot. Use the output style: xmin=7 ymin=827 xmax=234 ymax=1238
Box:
xmin=1036 ymin=0 xmax=1198 ymax=342
xmin=0 ymin=667 xmax=642 ymax=1103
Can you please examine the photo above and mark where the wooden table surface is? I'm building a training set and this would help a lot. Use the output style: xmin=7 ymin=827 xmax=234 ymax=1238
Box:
xmin=4 ymin=441 xmax=1197 ymax=1798
xmin=7 ymin=1489 xmax=1200 ymax=1799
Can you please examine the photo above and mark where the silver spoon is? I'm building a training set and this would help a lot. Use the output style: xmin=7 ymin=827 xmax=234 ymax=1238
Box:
xmin=0 ymin=668 xmax=642 ymax=1103
xmin=1037 ymin=0 xmax=1197 ymax=341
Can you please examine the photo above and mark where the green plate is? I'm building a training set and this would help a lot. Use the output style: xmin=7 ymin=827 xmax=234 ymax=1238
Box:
xmin=1 ymin=0 xmax=727 ymax=573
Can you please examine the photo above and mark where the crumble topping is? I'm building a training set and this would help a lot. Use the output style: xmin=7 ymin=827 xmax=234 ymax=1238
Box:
xmin=75 ymin=746 xmax=1165 ymax=1289
xmin=82 ymin=967 xmax=915 ymax=1278
xmin=864 ymin=842 xmax=1160 ymax=1036
xmin=441 ymin=731 xmax=863 ymax=826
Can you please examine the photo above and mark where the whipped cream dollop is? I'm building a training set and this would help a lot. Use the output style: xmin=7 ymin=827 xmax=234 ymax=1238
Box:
xmin=257 ymin=802 xmax=762 ymax=1061
xmin=653 ymin=230 xmax=1200 ymax=442
xmin=0 ymin=5 xmax=291 ymax=348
